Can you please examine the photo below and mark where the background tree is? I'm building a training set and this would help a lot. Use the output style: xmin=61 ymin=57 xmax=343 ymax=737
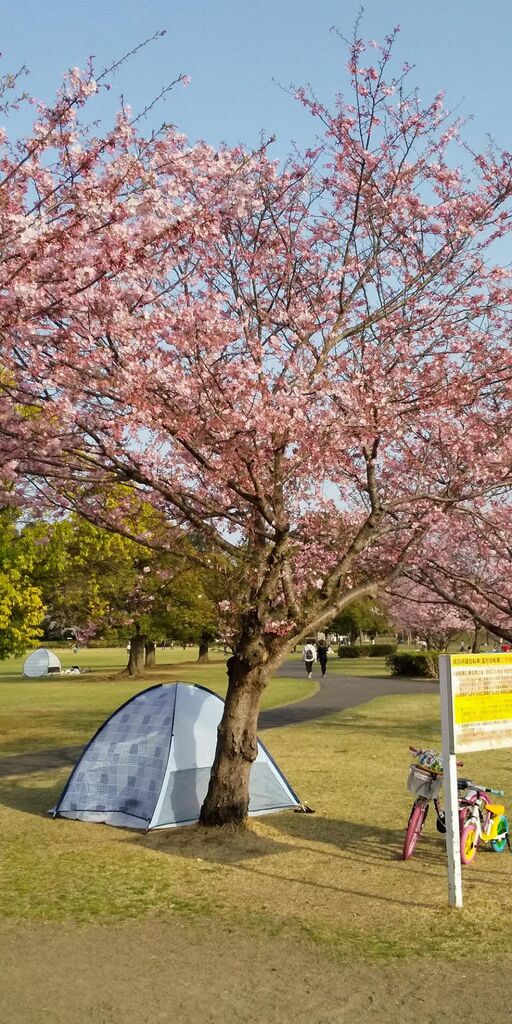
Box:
xmin=23 ymin=513 xmax=222 ymax=672
xmin=400 ymin=507 xmax=512 ymax=646
xmin=329 ymin=596 xmax=389 ymax=645
xmin=3 ymin=31 xmax=512 ymax=824
xmin=0 ymin=510 xmax=44 ymax=658
xmin=385 ymin=579 xmax=470 ymax=650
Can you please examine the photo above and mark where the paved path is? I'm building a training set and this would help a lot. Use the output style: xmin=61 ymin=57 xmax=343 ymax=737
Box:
xmin=260 ymin=662 xmax=438 ymax=728
xmin=0 ymin=663 xmax=438 ymax=777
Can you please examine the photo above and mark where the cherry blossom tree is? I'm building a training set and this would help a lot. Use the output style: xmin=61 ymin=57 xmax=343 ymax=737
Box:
xmin=385 ymin=578 xmax=470 ymax=650
xmin=402 ymin=505 xmax=512 ymax=645
xmin=3 ymin=29 xmax=512 ymax=823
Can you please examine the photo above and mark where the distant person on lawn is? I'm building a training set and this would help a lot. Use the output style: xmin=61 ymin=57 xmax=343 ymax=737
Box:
xmin=302 ymin=642 xmax=316 ymax=678
xmin=316 ymin=638 xmax=328 ymax=677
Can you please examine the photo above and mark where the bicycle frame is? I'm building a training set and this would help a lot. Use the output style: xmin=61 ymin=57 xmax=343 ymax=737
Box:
xmin=403 ymin=746 xmax=509 ymax=863
xmin=458 ymin=786 xmax=507 ymax=846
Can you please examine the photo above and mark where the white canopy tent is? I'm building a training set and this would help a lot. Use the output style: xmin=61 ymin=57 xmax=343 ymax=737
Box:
xmin=53 ymin=682 xmax=301 ymax=829
xmin=23 ymin=648 xmax=62 ymax=678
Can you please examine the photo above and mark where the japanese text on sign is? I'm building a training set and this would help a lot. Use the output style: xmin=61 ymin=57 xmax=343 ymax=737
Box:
xmin=448 ymin=652 xmax=512 ymax=753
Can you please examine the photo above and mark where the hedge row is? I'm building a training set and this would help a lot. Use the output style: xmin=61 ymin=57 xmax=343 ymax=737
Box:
xmin=40 ymin=639 xmax=120 ymax=649
xmin=337 ymin=643 xmax=397 ymax=659
xmin=39 ymin=640 xmax=74 ymax=649
xmin=386 ymin=650 xmax=441 ymax=678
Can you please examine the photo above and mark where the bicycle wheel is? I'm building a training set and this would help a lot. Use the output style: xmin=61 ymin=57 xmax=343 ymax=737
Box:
xmin=435 ymin=804 xmax=446 ymax=834
xmin=491 ymin=815 xmax=508 ymax=853
xmin=402 ymin=800 xmax=428 ymax=860
xmin=460 ymin=818 xmax=479 ymax=865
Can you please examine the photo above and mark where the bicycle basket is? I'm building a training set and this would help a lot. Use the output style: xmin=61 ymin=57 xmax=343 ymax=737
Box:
xmin=407 ymin=765 xmax=443 ymax=799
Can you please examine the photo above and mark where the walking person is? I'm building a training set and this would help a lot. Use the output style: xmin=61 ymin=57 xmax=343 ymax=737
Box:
xmin=316 ymin=637 xmax=328 ymax=677
xmin=302 ymin=641 xmax=316 ymax=678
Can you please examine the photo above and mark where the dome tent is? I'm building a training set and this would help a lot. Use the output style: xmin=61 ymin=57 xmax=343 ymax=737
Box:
xmin=53 ymin=682 xmax=301 ymax=830
xmin=23 ymin=648 xmax=62 ymax=678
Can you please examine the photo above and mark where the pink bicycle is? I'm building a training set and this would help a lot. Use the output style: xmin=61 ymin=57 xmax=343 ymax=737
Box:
xmin=402 ymin=746 xmax=509 ymax=864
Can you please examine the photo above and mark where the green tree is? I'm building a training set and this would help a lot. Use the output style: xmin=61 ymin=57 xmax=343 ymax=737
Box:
xmin=22 ymin=513 xmax=224 ymax=672
xmin=149 ymin=569 xmax=222 ymax=661
xmin=25 ymin=516 xmax=140 ymax=641
xmin=329 ymin=597 xmax=389 ymax=646
xmin=0 ymin=511 xmax=44 ymax=658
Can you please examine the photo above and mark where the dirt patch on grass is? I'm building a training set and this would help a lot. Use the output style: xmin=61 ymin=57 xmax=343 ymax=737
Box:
xmin=1 ymin=915 xmax=511 ymax=1024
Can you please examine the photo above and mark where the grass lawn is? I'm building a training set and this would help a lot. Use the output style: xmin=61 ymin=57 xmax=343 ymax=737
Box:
xmin=0 ymin=647 xmax=316 ymax=757
xmin=0 ymin=644 xmax=227 ymax=679
xmin=2 ymin=677 xmax=512 ymax=963
xmin=326 ymin=655 xmax=392 ymax=677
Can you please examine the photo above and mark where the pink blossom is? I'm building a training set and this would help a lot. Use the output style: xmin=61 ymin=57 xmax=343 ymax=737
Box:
xmin=0 ymin=28 xmax=512 ymax=678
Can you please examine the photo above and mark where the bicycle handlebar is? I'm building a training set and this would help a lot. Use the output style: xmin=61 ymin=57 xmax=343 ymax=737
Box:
xmin=408 ymin=748 xmax=505 ymax=797
xmin=409 ymin=745 xmax=463 ymax=768
xmin=459 ymin=780 xmax=505 ymax=797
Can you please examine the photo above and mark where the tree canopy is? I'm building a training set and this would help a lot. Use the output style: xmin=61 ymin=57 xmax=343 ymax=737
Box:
xmin=2 ymin=29 xmax=512 ymax=821
xmin=23 ymin=513 xmax=222 ymax=649
xmin=329 ymin=596 xmax=389 ymax=645
xmin=397 ymin=505 xmax=512 ymax=644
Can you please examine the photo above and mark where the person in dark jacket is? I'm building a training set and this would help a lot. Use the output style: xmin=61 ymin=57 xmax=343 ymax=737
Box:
xmin=316 ymin=638 xmax=328 ymax=677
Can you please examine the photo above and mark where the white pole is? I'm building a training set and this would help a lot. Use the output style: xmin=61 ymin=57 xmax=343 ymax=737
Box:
xmin=439 ymin=654 xmax=463 ymax=908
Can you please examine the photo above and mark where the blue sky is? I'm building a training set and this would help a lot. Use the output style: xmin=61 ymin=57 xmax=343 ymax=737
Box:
xmin=1 ymin=0 xmax=511 ymax=160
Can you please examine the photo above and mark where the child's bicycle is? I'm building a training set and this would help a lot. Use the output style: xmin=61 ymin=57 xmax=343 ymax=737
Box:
xmin=402 ymin=746 xmax=510 ymax=864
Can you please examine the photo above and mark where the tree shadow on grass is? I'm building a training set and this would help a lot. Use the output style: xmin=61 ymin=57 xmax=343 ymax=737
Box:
xmin=132 ymin=812 xmax=437 ymax=911
xmin=122 ymin=792 xmax=412 ymax=871
xmin=4 ymin=769 xmax=511 ymax=902
xmin=0 ymin=745 xmax=83 ymax=779
xmin=219 ymin=859 xmax=433 ymax=911
xmin=0 ymin=772 xmax=294 ymax=865
xmin=269 ymin=809 xmax=424 ymax=865
xmin=270 ymin=810 xmax=512 ymax=885
xmin=8 ymin=775 xmax=510 ymax=901
xmin=136 ymin=821 xmax=291 ymax=863
xmin=1 ymin=774 xmax=441 ymax=908
xmin=0 ymin=775 xmax=65 ymax=819
xmin=310 ymin=710 xmax=442 ymax=741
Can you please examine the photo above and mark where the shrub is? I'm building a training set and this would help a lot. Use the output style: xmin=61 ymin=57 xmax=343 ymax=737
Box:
xmin=337 ymin=645 xmax=361 ymax=658
xmin=37 ymin=640 xmax=71 ymax=649
xmin=387 ymin=650 xmax=441 ymax=678
xmin=366 ymin=643 xmax=396 ymax=657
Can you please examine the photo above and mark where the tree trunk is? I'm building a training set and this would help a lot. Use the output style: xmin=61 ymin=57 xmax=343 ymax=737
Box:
xmin=199 ymin=653 xmax=267 ymax=826
xmin=145 ymin=641 xmax=156 ymax=668
xmin=125 ymin=627 xmax=146 ymax=676
xmin=472 ymin=624 xmax=479 ymax=654
xmin=197 ymin=631 xmax=210 ymax=663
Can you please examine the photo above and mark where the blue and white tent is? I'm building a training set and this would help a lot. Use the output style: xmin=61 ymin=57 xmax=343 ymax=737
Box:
xmin=53 ymin=682 xmax=300 ymax=830
xmin=23 ymin=647 xmax=61 ymax=677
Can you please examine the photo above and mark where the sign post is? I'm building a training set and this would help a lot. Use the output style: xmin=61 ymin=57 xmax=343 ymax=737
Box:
xmin=439 ymin=655 xmax=462 ymax=907
xmin=439 ymin=651 xmax=512 ymax=908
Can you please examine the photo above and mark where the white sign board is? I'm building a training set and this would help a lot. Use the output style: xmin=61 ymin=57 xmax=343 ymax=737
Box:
xmin=439 ymin=652 xmax=512 ymax=907
xmin=443 ymin=652 xmax=512 ymax=753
